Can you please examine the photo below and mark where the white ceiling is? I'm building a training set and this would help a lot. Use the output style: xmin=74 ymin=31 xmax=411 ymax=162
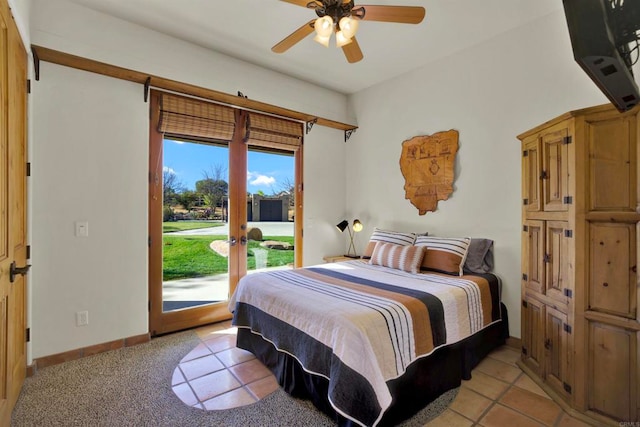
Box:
xmin=66 ymin=0 xmax=564 ymax=94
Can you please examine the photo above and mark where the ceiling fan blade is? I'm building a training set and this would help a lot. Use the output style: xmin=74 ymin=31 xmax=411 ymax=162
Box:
xmin=272 ymin=20 xmax=316 ymax=53
xmin=358 ymin=5 xmax=426 ymax=24
xmin=342 ymin=37 xmax=363 ymax=63
xmin=280 ymin=0 xmax=321 ymax=7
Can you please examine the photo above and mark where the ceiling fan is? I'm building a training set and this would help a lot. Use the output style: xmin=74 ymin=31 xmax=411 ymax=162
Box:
xmin=272 ymin=0 xmax=426 ymax=63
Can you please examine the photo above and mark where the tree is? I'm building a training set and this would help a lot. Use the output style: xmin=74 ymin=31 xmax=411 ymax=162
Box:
xmin=279 ymin=176 xmax=296 ymax=208
xmin=175 ymin=190 xmax=199 ymax=212
xmin=163 ymin=169 xmax=183 ymax=206
xmin=198 ymin=163 xmax=229 ymax=219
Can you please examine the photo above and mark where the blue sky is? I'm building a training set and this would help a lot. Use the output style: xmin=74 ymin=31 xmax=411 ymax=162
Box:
xmin=163 ymin=139 xmax=294 ymax=194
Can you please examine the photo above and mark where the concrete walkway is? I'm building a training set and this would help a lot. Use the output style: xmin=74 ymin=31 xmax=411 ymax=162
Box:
xmin=169 ymin=221 xmax=294 ymax=237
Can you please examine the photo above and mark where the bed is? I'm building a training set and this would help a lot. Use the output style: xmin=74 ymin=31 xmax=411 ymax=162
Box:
xmin=228 ymin=255 xmax=508 ymax=427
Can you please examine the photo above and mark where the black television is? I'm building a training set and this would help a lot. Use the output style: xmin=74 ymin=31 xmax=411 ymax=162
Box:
xmin=563 ymin=0 xmax=640 ymax=112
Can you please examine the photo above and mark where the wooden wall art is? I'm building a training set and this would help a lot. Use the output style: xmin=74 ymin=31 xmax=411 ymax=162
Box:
xmin=399 ymin=129 xmax=459 ymax=215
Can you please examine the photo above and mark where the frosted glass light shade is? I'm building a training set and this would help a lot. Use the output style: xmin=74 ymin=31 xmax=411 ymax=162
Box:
xmin=336 ymin=31 xmax=353 ymax=47
xmin=313 ymin=34 xmax=331 ymax=47
xmin=315 ymin=16 xmax=334 ymax=37
xmin=339 ymin=16 xmax=359 ymax=39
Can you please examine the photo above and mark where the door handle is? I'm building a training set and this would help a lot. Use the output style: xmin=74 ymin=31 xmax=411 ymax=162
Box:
xmin=229 ymin=236 xmax=237 ymax=246
xmin=10 ymin=261 xmax=31 ymax=283
xmin=240 ymin=236 xmax=247 ymax=246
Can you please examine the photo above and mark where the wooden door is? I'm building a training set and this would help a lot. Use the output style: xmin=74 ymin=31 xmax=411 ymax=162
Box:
xmin=542 ymin=128 xmax=569 ymax=212
xmin=545 ymin=306 xmax=572 ymax=401
xmin=148 ymin=94 xmax=247 ymax=335
xmin=524 ymin=220 xmax=545 ymax=295
xmin=522 ymin=297 xmax=544 ymax=375
xmin=522 ymin=136 xmax=541 ymax=212
xmin=545 ymin=221 xmax=570 ymax=304
xmin=0 ymin=0 xmax=27 ymax=423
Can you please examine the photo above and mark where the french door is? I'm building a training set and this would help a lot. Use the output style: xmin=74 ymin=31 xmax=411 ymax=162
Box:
xmin=148 ymin=91 xmax=303 ymax=335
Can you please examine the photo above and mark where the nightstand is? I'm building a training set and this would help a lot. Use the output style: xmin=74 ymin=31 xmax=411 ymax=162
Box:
xmin=323 ymin=255 xmax=361 ymax=263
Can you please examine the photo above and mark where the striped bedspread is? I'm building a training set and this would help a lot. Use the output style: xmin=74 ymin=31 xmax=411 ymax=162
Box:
xmin=229 ymin=260 xmax=501 ymax=427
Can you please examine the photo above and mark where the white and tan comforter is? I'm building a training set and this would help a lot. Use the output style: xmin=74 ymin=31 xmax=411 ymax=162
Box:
xmin=228 ymin=260 xmax=501 ymax=426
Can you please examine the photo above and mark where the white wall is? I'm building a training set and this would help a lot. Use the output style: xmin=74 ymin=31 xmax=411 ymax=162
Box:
xmin=346 ymin=10 xmax=609 ymax=338
xmin=8 ymin=0 xmax=30 ymax=48
xmin=31 ymin=63 xmax=149 ymax=357
xmin=29 ymin=0 xmax=348 ymax=358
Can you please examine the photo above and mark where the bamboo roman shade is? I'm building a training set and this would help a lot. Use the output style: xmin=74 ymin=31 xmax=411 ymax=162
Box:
xmin=245 ymin=112 xmax=303 ymax=151
xmin=158 ymin=93 xmax=236 ymax=142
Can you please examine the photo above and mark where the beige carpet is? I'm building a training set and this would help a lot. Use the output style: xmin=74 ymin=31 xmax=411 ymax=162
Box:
xmin=11 ymin=330 xmax=457 ymax=426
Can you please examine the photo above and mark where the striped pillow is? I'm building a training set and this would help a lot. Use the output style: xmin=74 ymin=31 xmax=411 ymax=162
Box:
xmin=369 ymin=242 xmax=426 ymax=274
xmin=414 ymin=236 xmax=471 ymax=276
xmin=363 ymin=228 xmax=418 ymax=259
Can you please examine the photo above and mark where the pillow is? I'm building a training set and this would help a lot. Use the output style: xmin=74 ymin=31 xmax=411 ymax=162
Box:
xmin=463 ymin=238 xmax=494 ymax=274
xmin=414 ymin=236 xmax=471 ymax=276
xmin=363 ymin=228 xmax=418 ymax=259
xmin=369 ymin=242 xmax=426 ymax=274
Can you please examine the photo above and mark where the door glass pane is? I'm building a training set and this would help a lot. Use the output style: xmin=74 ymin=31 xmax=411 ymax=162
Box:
xmin=246 ymin=148 xmax=295 ymax=274
xmin=162 ymin=138 xmax=230 ymax=312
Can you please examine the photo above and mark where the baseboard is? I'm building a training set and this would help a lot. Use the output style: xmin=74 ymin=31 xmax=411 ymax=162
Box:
xmin=31 ymin=332 xmax=150 ymax=373
xmin=505 ymin=336 xmax=521 ymax=351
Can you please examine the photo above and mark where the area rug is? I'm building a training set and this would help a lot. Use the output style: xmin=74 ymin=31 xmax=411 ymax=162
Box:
xmin=11 ymin=330 xmax=457 ymax=426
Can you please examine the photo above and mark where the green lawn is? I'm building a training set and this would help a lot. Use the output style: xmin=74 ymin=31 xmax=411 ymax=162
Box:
xmin=163 ymin=221 xmax=225 ymax=233
xmin=162 ymin=235 xmax=294 ymax=281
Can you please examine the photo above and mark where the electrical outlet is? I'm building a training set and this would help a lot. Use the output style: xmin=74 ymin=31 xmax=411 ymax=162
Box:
xmin=76 ymin=311 xmax=89 ymax=326
xmin=75 ymin=221 xmax=89 ymax=237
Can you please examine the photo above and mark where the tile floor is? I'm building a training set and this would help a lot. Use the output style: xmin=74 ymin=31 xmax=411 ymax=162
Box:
xmin=171 ymin=320 xmax=594 ymax=426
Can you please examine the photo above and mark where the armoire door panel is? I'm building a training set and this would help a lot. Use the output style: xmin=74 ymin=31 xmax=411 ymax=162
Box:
xmin=522 ymin=297 xmax=545 ymax=375
xmin=589 ymin=222 xmax=636 ymax=318
xmin=588 ymin=321 xmax=636 ymax=421
xmin=523 ymin=137 xmax=541 ymax=212
xmin=588 ymin=117 xmax=635 ymax=211
xmin=546 ymin=221 xmax=570 ymax=304
xmin=525 ymin=220 xmax=545 ymax=294
xmin=545 ymin=307 xmax=571 ymax=401
xmin=542 ymin=128 xmax=569 ymax=212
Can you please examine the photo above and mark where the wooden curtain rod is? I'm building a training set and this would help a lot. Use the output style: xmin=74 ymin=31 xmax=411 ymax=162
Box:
xmin=30 ymin=45 xmax=358 ymax=133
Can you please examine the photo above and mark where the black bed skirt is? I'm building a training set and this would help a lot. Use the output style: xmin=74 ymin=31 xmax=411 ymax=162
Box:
xmin=237 ymin=302 xmax=509 ymax=427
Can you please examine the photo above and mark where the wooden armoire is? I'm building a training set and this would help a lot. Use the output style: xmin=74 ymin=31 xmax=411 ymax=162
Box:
xmin=518 ymin=103 xmax=639 ymax=425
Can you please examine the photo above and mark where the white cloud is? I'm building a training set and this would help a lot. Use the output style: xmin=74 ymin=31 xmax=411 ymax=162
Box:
xmin=163 ymin=166 xmax=177 ymax=174
xmin=248 ymin=171 xmax=276 ymax=186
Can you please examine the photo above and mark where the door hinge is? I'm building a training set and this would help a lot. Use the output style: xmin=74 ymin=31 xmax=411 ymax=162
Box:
xmin=148 ymin=236 xmax=152 ymax=247
xmin=26 ymin=328 xmax=30 ymax=343
xmin=564 ymin=229 xmax=573 ymax=238
xmin=523 ymin=198 xmax=529 ymax=206
xmin=563 ymin=136 xmax=572 ymax=145
xmin=522 ymin=346 xmax=528 ymax=355
xmin=540 ymin=170 xmax=548 ymax=180
xmin=26 ymin=245 xmax=31 ymax=260
xmin=523 ymin=150 xmax=528 ymax=157
xmin=148 ymin=300 xmax=151 ymax=312
xmin=543 ymin=254 xmax=551 ymax=263
xmin=522 ymin=300 xmax=528 ymax=308
xmin=563 ymin=288 xmax=573 ymax=298
xmin=563 ymin=323 xmax=572 ymax=334
xmin=563 ymin=196 xmax=573 ymax=205
xmin=523 ymin=225 xmax=528 ymax=232
xmin=27 ymin=79 xmax=31 ymax=94
xmin=26 ymin=162 xmax=31 ymax=177
xmin=563 ymin=382 xmax=572 ymax=394
xmin=522 ymin=274 xmax=528 ymax=281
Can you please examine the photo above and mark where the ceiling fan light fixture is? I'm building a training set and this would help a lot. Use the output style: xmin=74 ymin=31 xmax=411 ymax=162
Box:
xmin=313 ymin=33 xmax=331 ymax=47
xmin=314 ymin=16 xmax=334 ymax=37
xmin=335 ymin=30 xmax=353 ymax=47
xmin=339 ymin=16 xmax=359 ymax=39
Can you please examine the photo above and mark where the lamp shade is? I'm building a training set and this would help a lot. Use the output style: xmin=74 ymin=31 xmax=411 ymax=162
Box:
xmin=336 ymin=220 xmax=349 ymax=232
xmin=339 ymin=16 xmax=359 ymax=39
xmin=315 ymin=16 xmax=334 ymax=37
xmin=335 ymin=31 xmax=353 ymax=48
xmin=313 ymin=33 xmax=331 ymax=48
xmin=352 ymin=219 xmax=363 ymax=232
